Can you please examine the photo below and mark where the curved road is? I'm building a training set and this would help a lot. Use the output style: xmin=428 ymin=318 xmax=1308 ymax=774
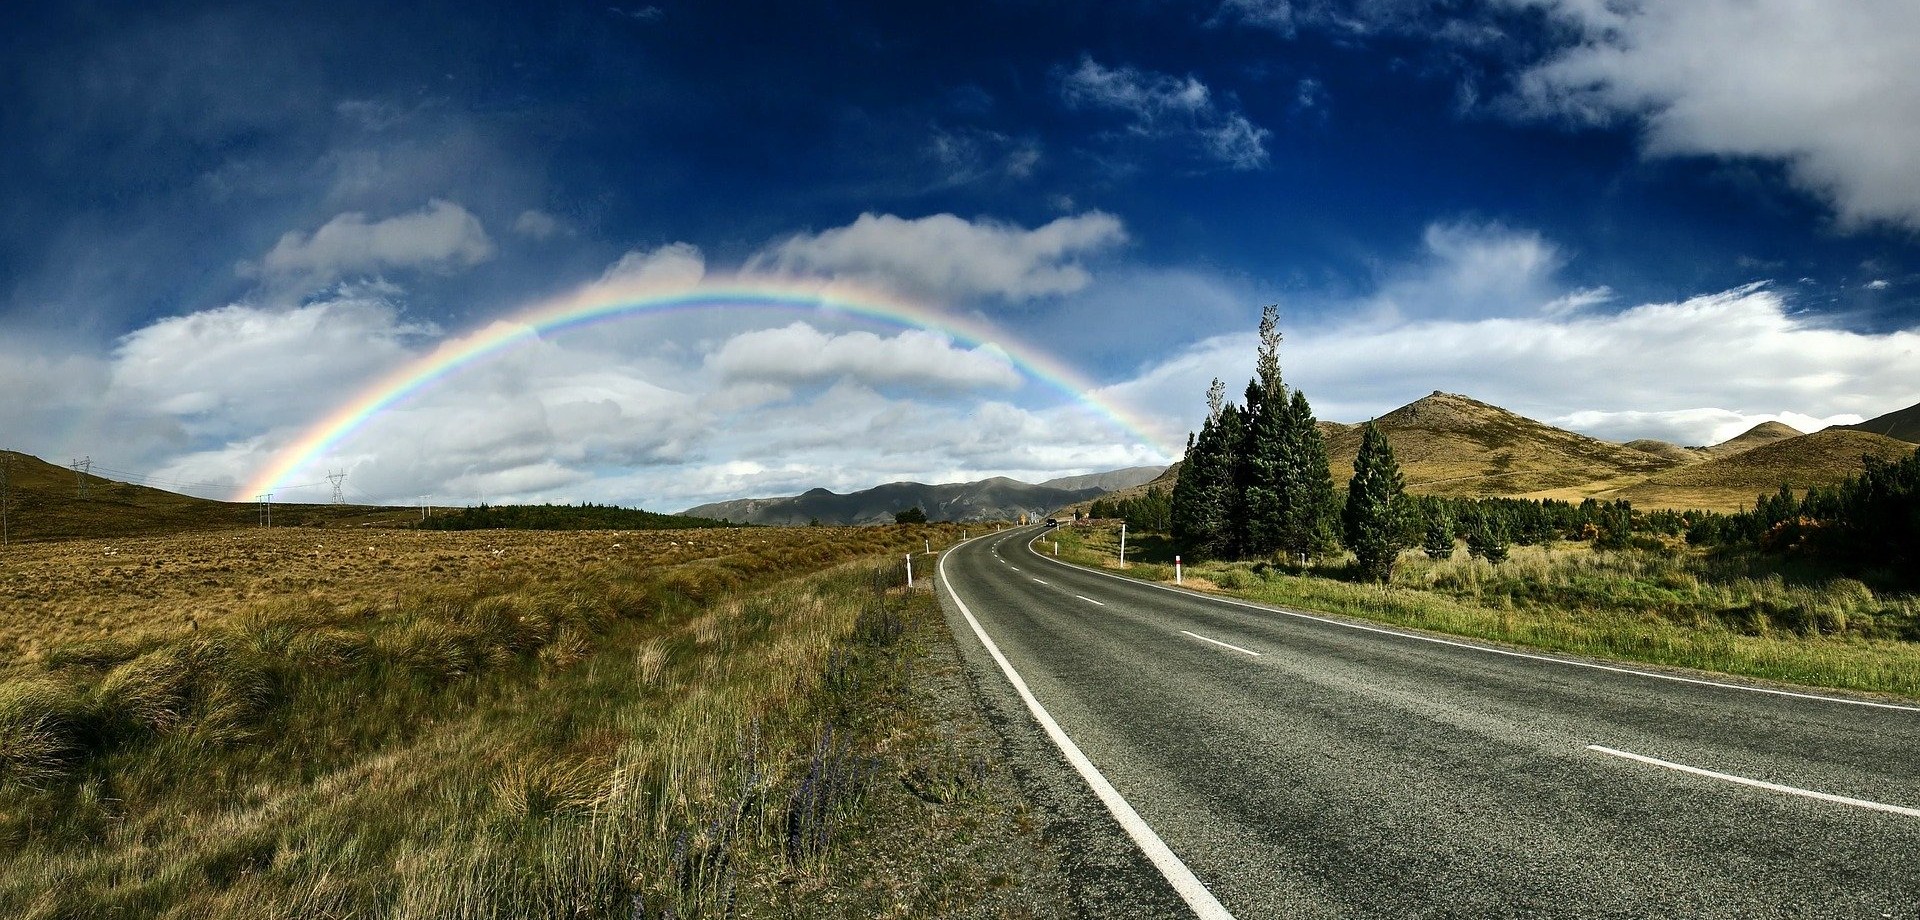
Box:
xmin=936 ymin=526 xmax=1920 ymax=919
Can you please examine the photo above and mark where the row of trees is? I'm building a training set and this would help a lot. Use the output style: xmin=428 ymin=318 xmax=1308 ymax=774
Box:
xmin=1085 ymin=486 xmax=1172 ymax=533
xmin=1170 ymin=307 xmax=1346 ymax=561
xmin=1684 ymin=447 xmax=1919 ymax=584
xmin=421 ymin=502 xmax=732 ymax=531
xmin=1165 ymin=306 xmax=1414 ymax=580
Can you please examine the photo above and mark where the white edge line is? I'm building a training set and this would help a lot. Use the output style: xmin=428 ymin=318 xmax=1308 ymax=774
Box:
xmin=1076 ymin=594 xmax=1107 ymax=606
xmin=1022 ymin=533 xmax=1920 ymax=714
xmin=943 ymin=534 xmax=1237 ymax=920
xmin=1587 ymin=745 xmax=1920 ymax=818
xmin=1179 ymin=629 xmax=1262 ymax=657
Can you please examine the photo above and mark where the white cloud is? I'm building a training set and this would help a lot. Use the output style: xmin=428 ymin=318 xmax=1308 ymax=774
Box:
xmin=108 ymin=292 xmax=432 ymax=434
xmin=1504 ymin=0 xmax=1920 ymax=231
xmin=704 ymin=322 xmax=1022 ymax=390
xmin=1058 ymin=57 xmax=1271 ymax=170
xmin=1350 ymin=219 xmax=1580 ymax=321
xmin=512 ymin=209 xmax=564 ymax=240
xmin=1866 ymin=279 xmax=1891 ymax=290
xmin=751 ymin=211 xmax=1126 ymax=302
xmin=598 ymin=241 xmax=707 ymax=287
xmin=245 ymin=199 xmax=495 ymax=282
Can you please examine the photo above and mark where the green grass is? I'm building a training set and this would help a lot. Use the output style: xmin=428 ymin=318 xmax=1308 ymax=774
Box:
xmin=0 ymin=523 xmax=1061 ymax=918
xmin=1047 ymin=524 xmax=1920 ymax=700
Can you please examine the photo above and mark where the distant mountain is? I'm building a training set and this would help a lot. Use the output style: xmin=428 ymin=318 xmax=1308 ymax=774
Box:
xmin=1699 ymin=420 xmax=1803 ymax=459
xmin=1608 ymin=429 xmax=1914 ymax=511
xmin=1322 ymin=391 xmax=1677 ymax=497
xmin=1837 ymin=399 xmax=1920 ymax=444
xmin=681 ymin=476 xmax=1107 ymax=526
xmin=1037 ymin=466 xmax=1167 ymax=492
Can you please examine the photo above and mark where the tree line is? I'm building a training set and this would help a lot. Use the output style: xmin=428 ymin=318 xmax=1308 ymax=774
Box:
xmin=1684 ymin=447 xmax=1919 ymax=585
xmin=420 ymin=502 xmax=734 ymax=531
xmin=1162 ymin=306 xmax=1413 ymax=580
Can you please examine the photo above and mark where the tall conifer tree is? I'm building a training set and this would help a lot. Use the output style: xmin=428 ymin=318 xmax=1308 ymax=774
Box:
xmin=1241 ymin=306 xmax=1289 ymax=556
xmin=1278 ymin=388 xmax=1339 ymax=558
xmin=1343 ymin=420 xmax=1406 ymax=581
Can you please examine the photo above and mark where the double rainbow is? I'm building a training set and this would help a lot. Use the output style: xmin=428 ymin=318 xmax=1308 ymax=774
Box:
xmin=235 ymin=276 xmax=1173 ymax=501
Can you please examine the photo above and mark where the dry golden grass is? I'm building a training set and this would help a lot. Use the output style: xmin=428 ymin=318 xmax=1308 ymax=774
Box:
xmin=0 ymin=519 xmax=1055 ymax=917
xmin=1604 ymin=428 xmax=1914 ymax=511
xmin=0 ymin=526 xmax=918 ymax=668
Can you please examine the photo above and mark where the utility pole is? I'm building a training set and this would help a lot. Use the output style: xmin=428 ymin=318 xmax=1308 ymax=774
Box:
xmin=71 ymin=456 xmax=91 ymax=499
xmin=327 ymin=470 xmax=347 ymax=505
xmin=257 ymin=493 xmax=273 ymax=528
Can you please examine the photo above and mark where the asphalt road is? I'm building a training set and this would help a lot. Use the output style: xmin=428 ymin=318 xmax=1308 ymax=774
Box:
xmin=936 ymin=526 xmax=1920 ymax=919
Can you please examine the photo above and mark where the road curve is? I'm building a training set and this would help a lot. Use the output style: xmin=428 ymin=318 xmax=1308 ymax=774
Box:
xmin=936 ymin=526 xmax=1920 ymax=919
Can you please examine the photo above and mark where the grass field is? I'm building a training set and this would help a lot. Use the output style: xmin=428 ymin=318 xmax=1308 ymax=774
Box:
xmin=0 ymin=523 xmax=1064 ymax=918
xmin=1048 ymin=524 xmax=1920 ymax=700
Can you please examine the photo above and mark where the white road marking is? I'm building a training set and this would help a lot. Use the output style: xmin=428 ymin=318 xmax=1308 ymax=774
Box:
xmin=1033 ymin=578 xmax=1049 ymax=585
xmin=940 ymin=536 xmax=1237 ymax=920
xmin=1076 ymin=595 xmax=1107 ymax=606
xmin=1180 ymin=630 xmax=1262 ymax=657
xmin=1023 ymin=538 xmax=1920 ymax=713
xmin=1587 ymin=745 xmax=1920 ymax=818
xmin=1009 ymin=566 xmax=1020 ymax=571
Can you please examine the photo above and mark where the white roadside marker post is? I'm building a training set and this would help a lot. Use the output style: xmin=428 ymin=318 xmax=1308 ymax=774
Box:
xmin=906 ymin=552 xmax=913 ymax=588
xmin=1119 ymin=522 xmax=1127 ymax=568
xmin=1054 ymin=540 xmax=1059 ymax=556
xmin=1176 ymin=555 xmax=1182 ymax=584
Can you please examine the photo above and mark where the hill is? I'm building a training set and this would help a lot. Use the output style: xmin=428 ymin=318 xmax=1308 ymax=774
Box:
xmin=1607 ymin=429 xmax=1916 ymax=511
xmin=0 ymin=450 xmax=414 ymax=542
xmin=1623 ymin=439 xmax=1701 ymax=463
xmin=1053 ymin=462 xmax=1181 ymax=517
xmin=1037 ymin=466 xmax=1167 ymax=492
xmin=682 ymin=476 xmax=1106 ymax=525
xmin=1838 ymin=399 xmax=1920 ymax=444
xmin=1699 ymin=420 xmax=1802 ymax=459
xmin=1323 ymin=392 xmax=1677 ymax=497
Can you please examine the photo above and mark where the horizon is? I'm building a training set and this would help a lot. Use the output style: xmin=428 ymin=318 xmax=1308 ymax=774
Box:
xmin=4 ymin=2 xmax=1919 ymax=510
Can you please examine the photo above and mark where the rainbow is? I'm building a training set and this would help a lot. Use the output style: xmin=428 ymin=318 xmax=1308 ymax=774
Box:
xmin=236 ymin=276 xmax=1174 ymax=501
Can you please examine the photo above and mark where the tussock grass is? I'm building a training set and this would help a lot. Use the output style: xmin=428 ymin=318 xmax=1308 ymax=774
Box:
xmin=1053 ymin=525 xmax=1920 ymax=699
xmin=0 ymin=523 xmax=1026 ymax=917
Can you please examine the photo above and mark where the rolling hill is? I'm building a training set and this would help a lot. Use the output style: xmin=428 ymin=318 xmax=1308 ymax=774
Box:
xmin=1322 ymin=391 xmax=1678 ymax=497
xmin=1605 ymin=429 xmax=1916 ymax=511
xmin=1077 ymin=391 xmax=1918 ymax=517
xmin=0 ymin=450 xmax=414 ymax=542
xmin=1838 ymin=399 xmax=1920 ymax=444
xmin=1699 ymin=420 xmax=1803 ymax=459
xmin=681 ymin=476 xmax=1108 ymax=526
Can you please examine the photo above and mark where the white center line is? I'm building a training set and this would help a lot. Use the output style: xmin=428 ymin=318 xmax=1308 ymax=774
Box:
xmin=1009 ymin=566 xmax=1020 ymax=571
xmin=1180 ymin=630 xmax=1262 ymax=657
xmin=1587 ymin=745 xmax=1920 ymax=818
xmin=1033 ymin=578 xmax=1049 ymax=585
xmin=1076 ymin=595 xmax=1106 ymax=606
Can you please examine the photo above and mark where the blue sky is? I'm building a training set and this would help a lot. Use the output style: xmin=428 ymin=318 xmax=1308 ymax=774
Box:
xmin=3 ymin=0 xmax=1918 ymax=509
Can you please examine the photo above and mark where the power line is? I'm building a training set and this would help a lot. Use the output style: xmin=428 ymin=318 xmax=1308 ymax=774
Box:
xmin=327 ymin=469 xmax=347 ymax=505
xmin=71 ymin=456 xmax=91 ymax=499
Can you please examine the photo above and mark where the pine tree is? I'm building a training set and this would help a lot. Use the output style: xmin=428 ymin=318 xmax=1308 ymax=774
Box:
xmin=1422 ymin=515 xmax=1455 ymax=560
xmin=1171 ymin=380 xmax=1240 ymax=560
xmin=1239 ymin=307 xmax=1288 ymax=557
xmin=1277 ymin=388 xmax=1339 ymax=559
xmin=1342 ymin=421 xmax=1407 ymax=581
xmin=1466 ymin=514 xmax=1510 ymax=564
